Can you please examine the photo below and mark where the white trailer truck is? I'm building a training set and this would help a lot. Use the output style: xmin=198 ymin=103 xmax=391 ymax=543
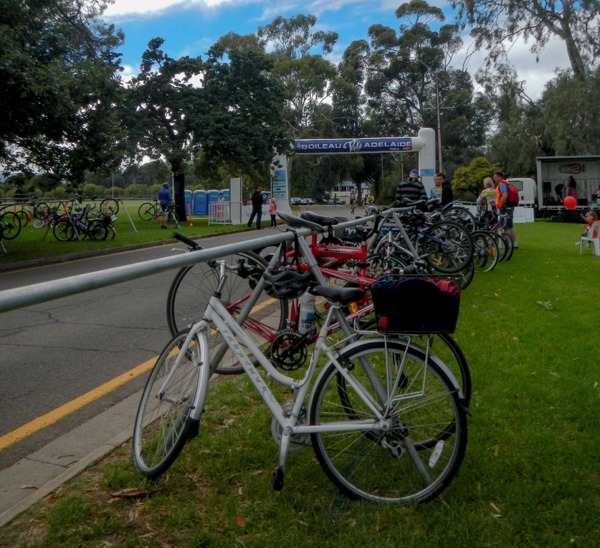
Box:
xmin=536 ymin=155 xmax=600 ymax=215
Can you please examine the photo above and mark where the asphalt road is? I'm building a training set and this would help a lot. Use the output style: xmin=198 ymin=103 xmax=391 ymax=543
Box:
xmin=0 ymin=205 xmax=356 ymax=471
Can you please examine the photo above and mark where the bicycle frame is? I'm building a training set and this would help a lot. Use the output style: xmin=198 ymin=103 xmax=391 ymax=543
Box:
xmin=174 ymin=270 xmax=416 ymax=474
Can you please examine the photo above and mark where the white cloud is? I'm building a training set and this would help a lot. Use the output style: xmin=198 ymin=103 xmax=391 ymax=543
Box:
xmin=104 ymin=0 xmax=246 ymax=17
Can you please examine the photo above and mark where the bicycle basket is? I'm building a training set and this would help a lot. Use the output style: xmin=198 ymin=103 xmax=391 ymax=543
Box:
xmin=370 ymin=277 xmax=460 ymax=334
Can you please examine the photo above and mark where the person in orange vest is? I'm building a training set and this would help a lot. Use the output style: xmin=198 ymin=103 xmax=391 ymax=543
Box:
xmin=494 ymin=171 xmax=518 ymax=249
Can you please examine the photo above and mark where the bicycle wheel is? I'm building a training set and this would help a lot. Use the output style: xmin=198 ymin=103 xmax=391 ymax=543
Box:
xmin=100 ymin=198 xmax=119 ymax=215
xmin=133 ymin=330 xmax=208 ymax=478
xmin=88 ymin=219 xmax=108 ymax=241
xmin=167 ymin=250 xmax=287 ymax=375
xmin=502 ymin=233 xmax=515 ymax=261
xmin=138 ymin=202 xmax=157 ymax=221
xmin=418 ymin=221 xmax=473 ymax=274
xmin=0 ymin=212 xmax=21 ymax=240
xmin=443 ymin=206 xmax=477 ymax=233
xmin=34 ymin=202 xmax=49 ymax=221
xmin=309 ymin=338 xmax=467 ymax=504
xmin=15 ymin=209 xmax=30 ymax=228
xmin=53 ymin=219 xmax=74 ymax=241
xmin=471 ymin=230 xmax=499 ymax=272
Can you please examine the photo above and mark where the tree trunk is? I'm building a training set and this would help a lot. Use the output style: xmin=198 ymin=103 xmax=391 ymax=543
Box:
xmin=169 ymin=157 xmax=187 ymax=222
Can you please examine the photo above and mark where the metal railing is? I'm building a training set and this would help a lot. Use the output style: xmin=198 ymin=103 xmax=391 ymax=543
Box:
xmin=0 ymin=215 xmax=370 ymax=314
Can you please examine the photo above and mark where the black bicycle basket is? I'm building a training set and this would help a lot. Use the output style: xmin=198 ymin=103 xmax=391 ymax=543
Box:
xmin=370 ymin=277 xmax=460 ymax=334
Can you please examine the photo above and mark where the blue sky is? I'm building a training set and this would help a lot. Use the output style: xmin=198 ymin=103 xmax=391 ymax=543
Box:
xmin=101 ymin=0 xmax=570 ymax=98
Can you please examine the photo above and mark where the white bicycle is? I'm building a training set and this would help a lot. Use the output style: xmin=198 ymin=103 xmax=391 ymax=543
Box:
xmin=133 ymin=238 xmax=468 ymax=504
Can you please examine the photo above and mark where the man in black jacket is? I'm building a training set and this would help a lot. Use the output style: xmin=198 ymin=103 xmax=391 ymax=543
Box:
xmin=248 ymin=187 xmax=264 ymax=229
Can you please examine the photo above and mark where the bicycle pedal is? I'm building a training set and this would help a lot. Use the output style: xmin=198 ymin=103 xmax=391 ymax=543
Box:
xmin=271 ymin=468 xmax=284 ymax=491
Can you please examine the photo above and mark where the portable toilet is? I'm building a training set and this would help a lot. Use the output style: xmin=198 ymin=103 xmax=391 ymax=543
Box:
xmin=208 ymin=189 xmax=220 ymax=205
xmin=193 ymin=189 xmax=208 ymax=215
xmin=219 ymin=189 xmax=230 ymax=202
xmin=184 ymin=190 xmax=192 ymax=217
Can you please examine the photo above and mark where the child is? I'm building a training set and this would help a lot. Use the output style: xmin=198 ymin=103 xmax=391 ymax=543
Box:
xmin=269 ymin=197 xmax=277 ymax=228
xmin=577 ymin=209 xmax=598 ymax=244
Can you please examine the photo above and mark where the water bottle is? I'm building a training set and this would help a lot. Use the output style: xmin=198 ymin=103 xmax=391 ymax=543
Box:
xmin=298 ymin=291 xmax=316 ymax=334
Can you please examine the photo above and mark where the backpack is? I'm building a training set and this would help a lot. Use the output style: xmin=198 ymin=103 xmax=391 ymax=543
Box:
xmin=506 ymin=181 xmax=520 ymax=207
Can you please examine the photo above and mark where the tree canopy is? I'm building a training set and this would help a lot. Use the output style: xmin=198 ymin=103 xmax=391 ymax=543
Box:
xmin=0 ymin=0 xmax=124 ymax=183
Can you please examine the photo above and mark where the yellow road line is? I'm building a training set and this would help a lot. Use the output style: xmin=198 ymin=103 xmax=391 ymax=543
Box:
xmin=0 ymin=357 xmax=156 ymax=451
xmin=0 ymin=296 xmax=281 ymax=451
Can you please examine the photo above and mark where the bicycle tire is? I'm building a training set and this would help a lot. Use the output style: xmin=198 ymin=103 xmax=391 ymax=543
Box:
xmin=88 ymin=219 xmax=108 ymax=241
xmin=0 ymin=212 xmax=22 ymax=240
xmin=138 ymin=202 xmax=157 ymax=221
xmin=15 ymin=209 xmax=30 ymax=228
xmin=417 ymin=221 xmax=473 ymax=274
xmin=34 ymin=202 xmax=49 ymax=221
xmin=100 ymin=198 xmax=119 ymax=215
xmin=133 ymin=331 xmax=207 ymax=478
xmin=166 ymin=250 xmax=287 ymax=375
xmin=443 ymin=205 xmax=477 ymax=233
xmin=309 ymin=338 xmax=467 ymax=504
xmin=502 ymin=234 xmax=515 ymax=261
xmin=470 ymin=230 xmax=499 ymax=272
xmin=53 ymin=219 xmax=74 ymax=241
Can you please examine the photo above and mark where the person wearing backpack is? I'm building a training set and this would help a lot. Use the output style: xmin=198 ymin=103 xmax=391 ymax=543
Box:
xmin=494 ymin=171 xmax=519 ymax=249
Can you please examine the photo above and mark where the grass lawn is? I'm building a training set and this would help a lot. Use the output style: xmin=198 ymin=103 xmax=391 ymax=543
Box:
xmin=2 ymin=220 xmax=600 ymax=546
xmin=0 ymin=199 xmax=242 ymax=267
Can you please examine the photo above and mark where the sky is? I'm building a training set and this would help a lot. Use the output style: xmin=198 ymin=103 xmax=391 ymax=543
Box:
xmin=101 ymin=0 xmax=572 ymax=100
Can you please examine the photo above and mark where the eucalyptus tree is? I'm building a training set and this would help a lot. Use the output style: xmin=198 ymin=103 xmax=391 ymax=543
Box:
xmin=0 ymin=0 xmax=124 ymax=185
xmin=450 ymin=0 xmax=600 ymax=81
xmin=257 ymin=14 xmax=339 ymax=137
xmin=363 ymin=0 xmax=488 ymax=174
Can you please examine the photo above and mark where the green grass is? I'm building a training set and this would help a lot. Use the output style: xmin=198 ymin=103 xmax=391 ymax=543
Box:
xmin=2 ymin=221 xmax=600 ymax=546
xmin=0 ymin=200 xmax=242 ymax=267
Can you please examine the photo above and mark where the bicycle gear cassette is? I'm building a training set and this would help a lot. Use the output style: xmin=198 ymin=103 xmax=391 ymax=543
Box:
xmin=270 ymin=329 xmax=308 ymax=370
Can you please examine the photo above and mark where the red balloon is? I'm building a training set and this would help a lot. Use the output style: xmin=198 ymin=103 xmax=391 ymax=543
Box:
xmin=564 ymin=196 xmax=577 ymax=210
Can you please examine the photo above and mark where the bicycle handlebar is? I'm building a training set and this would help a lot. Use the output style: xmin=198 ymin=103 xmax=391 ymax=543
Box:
xmin=173 ymin=232 xmax=202 ymax=250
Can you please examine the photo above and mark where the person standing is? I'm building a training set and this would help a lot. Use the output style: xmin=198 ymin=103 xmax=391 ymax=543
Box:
xmin=494 ymin=171 xmax=518 ymax=249
xmin=248 ymin=187 xmax=264 ymax=229
xmin=269 ymin=197 xmax=278 ymax=228
xmin=477 ymin=177 xmax=497 ymax=221
xmin=395 ymin=169 xmax=427 ymax=208
xmin=158 ymin=182 xmax=172 ymax=229
xmin=438 ymin=172 xmax=454 ymax=206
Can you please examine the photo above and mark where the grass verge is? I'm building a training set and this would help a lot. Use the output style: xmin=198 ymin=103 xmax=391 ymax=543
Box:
xmin=1 ymin=220 xmax=600 ymax=546
xmin=0 ymin=200 xmax=242 ymax=267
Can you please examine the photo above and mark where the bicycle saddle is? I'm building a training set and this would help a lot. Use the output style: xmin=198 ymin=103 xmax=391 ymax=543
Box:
xmin=300 ymin=211 xmax=339 ymax=227
xmin=311 ymin=285 xmax=364 ymax=306
xmin=278 ymin=211 xmax=325 ymax=232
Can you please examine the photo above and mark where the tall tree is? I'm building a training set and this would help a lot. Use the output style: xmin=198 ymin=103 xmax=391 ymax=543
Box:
xmin=450 ymin=0 xmax=600 ymax=81
xmin=0 ymin=0 xmax=124 ymax=184
xmin=123 ymin=38 xmax=203 ymax=221
xmin=193 ymin=36 xmax=290 ymax=185
xmin=257 ymin=15 xmax=339 ymax=137
xmin=364 ymin=0 xmax=487 ymax=174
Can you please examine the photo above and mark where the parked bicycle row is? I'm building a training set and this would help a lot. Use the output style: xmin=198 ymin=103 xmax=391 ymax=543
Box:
xmin=0 ymin=197 xmax=119 ymax=242
xmin=133 ymin=205 xmax=478 ymax=506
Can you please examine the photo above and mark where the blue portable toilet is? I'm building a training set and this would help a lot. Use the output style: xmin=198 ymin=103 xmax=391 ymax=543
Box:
xmin=193 ymin=190 xmax=208 ymax=215
xmin=208 ymin=189 xmax=220 ymax=205
xmin=219 ymin=189 xmax=230 ymax=202
xmin=184 ymin=190 xmax=192 ymax=217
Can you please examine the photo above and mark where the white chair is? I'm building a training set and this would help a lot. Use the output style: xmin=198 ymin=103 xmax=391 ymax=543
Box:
xmin=580 ymin=220 xmax=600 ymax=256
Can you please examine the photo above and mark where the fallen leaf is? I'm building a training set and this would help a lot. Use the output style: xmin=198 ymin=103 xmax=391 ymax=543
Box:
xmin=235 ymin=515 xmax=247 ymax=526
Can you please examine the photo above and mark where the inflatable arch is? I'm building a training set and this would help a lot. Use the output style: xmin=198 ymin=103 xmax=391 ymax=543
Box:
xmin=269 ymin=127 xmax=436 ymax=212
